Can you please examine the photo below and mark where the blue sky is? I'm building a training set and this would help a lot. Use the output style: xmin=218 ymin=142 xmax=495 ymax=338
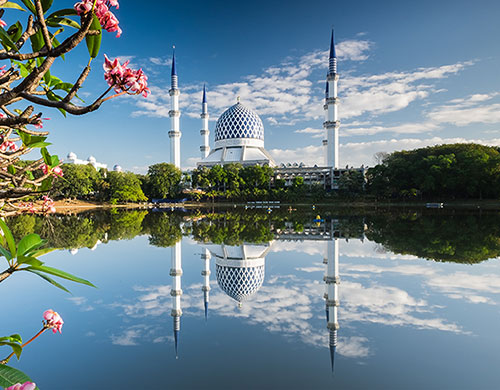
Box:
xmin=3 ymin=0 xmax=500 ymax=171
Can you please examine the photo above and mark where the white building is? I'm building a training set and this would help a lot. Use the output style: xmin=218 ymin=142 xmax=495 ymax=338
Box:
xmin=65 ymin=152 xmax=107 ymax=170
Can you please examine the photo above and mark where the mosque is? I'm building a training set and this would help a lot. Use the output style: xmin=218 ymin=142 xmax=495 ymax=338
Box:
xmin=167 ymin=31 xmax=366 ymax=189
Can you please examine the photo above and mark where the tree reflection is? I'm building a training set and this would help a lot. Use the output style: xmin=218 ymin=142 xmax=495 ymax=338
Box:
xmin=5 ymin=209 xmax=500 ymax=263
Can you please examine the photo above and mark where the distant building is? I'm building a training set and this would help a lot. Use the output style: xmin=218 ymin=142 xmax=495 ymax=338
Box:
xmin=65 ymin=152 xmax=108 ymax=170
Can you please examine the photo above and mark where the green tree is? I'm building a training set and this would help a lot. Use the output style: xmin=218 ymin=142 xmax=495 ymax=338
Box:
xmin=52 ymin=164 xmax=99 ymax=199
xmin=106 ymin=171 xmax=147 ymax=203
xmin=145 ymin=163 xmax=182 ymax=199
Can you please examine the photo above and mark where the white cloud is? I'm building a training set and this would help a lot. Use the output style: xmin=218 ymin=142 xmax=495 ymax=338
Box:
xmin=294 ymin=127 xmax=324 ymax=138
xmin=149 ymin=57 xmax=172 ymax=66
xmin=428 ymin=102 xmax=500 ymax=126
xmin=343 ymin=121 xmax=439 ymax=136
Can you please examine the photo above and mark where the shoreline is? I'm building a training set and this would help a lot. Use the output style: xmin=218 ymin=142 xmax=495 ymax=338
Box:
xmin=40 ymin=199 xmax=500 ymax=214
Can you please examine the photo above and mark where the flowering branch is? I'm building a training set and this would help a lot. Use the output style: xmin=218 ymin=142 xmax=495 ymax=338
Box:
xmin=0 ymin=0 xmax=149 ymax=211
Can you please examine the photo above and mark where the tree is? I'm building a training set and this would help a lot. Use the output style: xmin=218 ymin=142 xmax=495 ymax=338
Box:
xmin=366 ymin=143 xmax=500 ymax=199
xmin=106 ymin=171 xmax=147 ymax=203
xmin=0 ymin=0 xmax=148 ymax=214
xmin=145 ymin=163 xmax=181 ymax=199
xmin=51 ymin=163 xmax=98 ymax=198
xmin=338 ymin=169 xmax=365 ymax=197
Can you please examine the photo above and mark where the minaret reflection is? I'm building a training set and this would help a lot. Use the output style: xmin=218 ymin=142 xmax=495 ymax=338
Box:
xmin=201 ymin=248 xmax=211 ymax=320
xmin=324 ymin=226 xmax=340 ymax=373
xmin=170 ymin=240 xmax=182 ymax=359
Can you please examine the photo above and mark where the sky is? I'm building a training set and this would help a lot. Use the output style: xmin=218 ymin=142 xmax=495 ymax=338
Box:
xmin=3 ymin=0 xmax=500 ymax=172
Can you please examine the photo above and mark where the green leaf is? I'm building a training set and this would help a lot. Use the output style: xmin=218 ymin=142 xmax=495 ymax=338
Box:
xmin=47 ymin=8 xmax=78 ymax=18
xmin=1 ymin=334 xmax=22 ymax=344
xmin=43 ymin=67 xmax=51 ymax=85
xmin=7 ymin=21 xmax=23 ymax=42
xmin=25 ymin=170 xmax=34 ymax=180
xmin=17 ymin=256 xmax=44 ymax=267
xmin=19 ymin=0 xmax=36 ymax=14
xmin=0 ymin=219 xmax=16 ymax=258
xmin=28 ymin=141 xmax=51 ymax=148
xmin=23 ymin=268 xmax=70 ymax=293
xmin=41 ymin=0 xmax=53 ymax=13
xmin=47 ymin=16 xmax=80 ymax=29
xmin=7 ymin=165 xmax=16 ymax=175
xmin=0 ymin=363 xmax=38 ymax=389
xmin=1 ymin=2 xmax=27 ymax=11
xmin=40 ymin=176 xmax=53 ymax=191
xmin=26 ymin=247 xmax=55 ymax=258
xmin=48 ymin=75 xmax=62 ymax=87
xmin=50 ymin=155 xmax=59 ymax=167
xmin=0 ymin=341 xmax=22 ymax=359
xmin=17 ymin=129 xmax=30 ymax=145
xmin=52 ymin=82 xmax=73 ymax=92
xmin=0 ymin=245 xmax=12 ymax=261
xmin=0 ymin=27 xmax=19 ymax=52
xmin=17 ymin=233 xmax=43 ymax=256
xmin=41 ymin=147 xmax=51 ymax=165
xmin=85 ymin=14 xmax=102 ymax=58
xmin=26 ymin=264 xmax=96 ymax=287
xmin=30 ymin=29 xmax=43 ymax=52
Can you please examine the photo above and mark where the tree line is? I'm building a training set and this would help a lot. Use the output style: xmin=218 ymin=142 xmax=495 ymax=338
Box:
xmin=49 ymin=143 xmax=500 ymax=202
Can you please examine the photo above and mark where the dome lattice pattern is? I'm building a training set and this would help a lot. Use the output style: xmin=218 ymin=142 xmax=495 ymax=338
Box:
xmin=216 ymin=264 xmax=265 ymax=302
xmin=215 ymin=103 xmax=264 ymax=141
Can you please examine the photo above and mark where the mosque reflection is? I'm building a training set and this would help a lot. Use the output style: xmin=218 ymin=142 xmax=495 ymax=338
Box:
xmin=169 ymin=218 xmax=365 ymax=372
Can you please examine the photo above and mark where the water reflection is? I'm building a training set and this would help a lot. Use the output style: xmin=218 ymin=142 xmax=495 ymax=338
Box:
xmin=5 ymin=208 xmax=500 ymax=388
xmin=164 ymin=218 xmax=358 ymax=374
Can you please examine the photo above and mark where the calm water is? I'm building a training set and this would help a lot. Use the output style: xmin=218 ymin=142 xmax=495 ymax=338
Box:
xmin=2 ymin=208 xmax=500 ymax=389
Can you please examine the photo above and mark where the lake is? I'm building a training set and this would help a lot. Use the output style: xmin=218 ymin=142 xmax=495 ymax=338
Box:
xmin=2 ymin=207 xmax=500 ymax=389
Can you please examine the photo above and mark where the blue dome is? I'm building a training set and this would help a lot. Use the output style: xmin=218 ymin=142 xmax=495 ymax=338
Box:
xmin=215 ymin=102 xmax=264 ymax=142
xmin=216 ymin=264 xmax=265 ymax=302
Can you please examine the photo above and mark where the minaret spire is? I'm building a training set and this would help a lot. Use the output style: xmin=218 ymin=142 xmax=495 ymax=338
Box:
xmin=329 ymin=30 xmax=337 ymax=74
xmin=200 ymin=85 xmax=210 ymax=159
xmin=324 ymin=29 xmax=340 ymax=173
xmin=170 ymin=240 xmax=183 ymax=359
xmin=168 ymin=46 xmax=181 ymax=168
xmin=325 ymin=220 xmax=340 ymax=374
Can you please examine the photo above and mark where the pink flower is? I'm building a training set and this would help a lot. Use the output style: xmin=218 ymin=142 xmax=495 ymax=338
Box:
xmin=0 ymin=65 xmax=6 ymax=77
xmin=39 ymin=164 xmax=63 ymax=178
xmin=43 ymin=309 xmax=64 ymax=334
xmin=34 ymin=117 xmax=50 ymax=129
xmin=0 ymin=141 xmax=18 ymax=153
xmin=41 ymin=195 xmax=56 ymax=213
xmin=19 ymin=201 xmax=36 ymax=213
xmin=6 ymin=382 xmax=37 ymax=390
xmin=103 ymin=55 xmax=149 ymax=97
xmin=74 ymin=0 xmax=121 ymax=37
xmin=0 ymin=20 xmax=6 ymax=28
xmin=52 ymin=166 xmax=63 ymax=177
xmin=39 ymin=163 xmax=49 ymax=175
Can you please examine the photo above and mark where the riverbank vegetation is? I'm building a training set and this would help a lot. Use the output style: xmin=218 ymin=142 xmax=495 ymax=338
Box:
xmin=5 ymin=208 xmax=500 ymax=264
xmin=28 ymin=143 xmax=500 ymax=204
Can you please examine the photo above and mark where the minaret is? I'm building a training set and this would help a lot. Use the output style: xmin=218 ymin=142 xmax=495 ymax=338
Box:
xmin=325 ymin=226 xmax=340 ymax=373
xmin=201 ymin=248 xmax=211 ymax=320
xmin=323 ymin=81 xmax=329 ymax=166
xmin=170 ymin=240 xmax=182 ymax=359
xmin=168 ymin=47 xmax=181 ymax=168
xmin=324 ymin=30 xmax=340 ymax=169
